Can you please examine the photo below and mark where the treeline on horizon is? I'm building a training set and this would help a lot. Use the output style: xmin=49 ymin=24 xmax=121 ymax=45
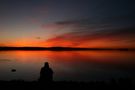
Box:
xmin=0 ymin=46 xmax=135 ymax=51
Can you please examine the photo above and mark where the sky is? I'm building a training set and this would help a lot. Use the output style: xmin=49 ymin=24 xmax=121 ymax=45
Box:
xmin=0 ymin=0 xmax=135 ymax=48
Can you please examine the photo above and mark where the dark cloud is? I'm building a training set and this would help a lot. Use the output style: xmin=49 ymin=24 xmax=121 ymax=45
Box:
xmin=46 ymin=18 xmax=135 ymax=34
xmin=36 ymin=37 xmax=41 ymax=39
xmin=44 ymin=19 xmax=135 ymax=47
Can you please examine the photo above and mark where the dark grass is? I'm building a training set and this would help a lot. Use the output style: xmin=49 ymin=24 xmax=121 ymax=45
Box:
xmin=0 ymin=78 xmax=134 ymax=90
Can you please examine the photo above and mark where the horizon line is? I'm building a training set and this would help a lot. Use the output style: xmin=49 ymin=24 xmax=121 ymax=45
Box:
xmin=0 ymin=46 xmax=135 ymax=51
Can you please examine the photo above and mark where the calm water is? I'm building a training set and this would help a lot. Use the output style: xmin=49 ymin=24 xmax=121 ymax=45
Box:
xmin=0 ymin=51 xmax=135 ymax=81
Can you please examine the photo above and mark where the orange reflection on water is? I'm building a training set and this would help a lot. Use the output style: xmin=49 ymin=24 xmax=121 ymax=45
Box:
xmin=1 ymin=51 xmax=135 ymax=65
xmin=0 ymin=50 xmax=135 ymax=81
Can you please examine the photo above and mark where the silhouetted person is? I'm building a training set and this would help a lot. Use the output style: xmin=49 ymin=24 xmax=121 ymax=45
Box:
xmin=39 ymin=62 xmax=53 ymax=83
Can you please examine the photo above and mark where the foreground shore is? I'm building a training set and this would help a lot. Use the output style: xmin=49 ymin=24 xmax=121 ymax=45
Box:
xmin=0 ymin=78 xmax=135 ymax=90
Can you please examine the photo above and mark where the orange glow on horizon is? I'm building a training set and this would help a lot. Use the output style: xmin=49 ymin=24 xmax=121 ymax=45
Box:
xmin=0 ymin=37 xmax=135 ymax=48
xmin=1 ymin=40 xmax=135 ymax=48
xmin=42 ymin=40 xmax=135 ymax=48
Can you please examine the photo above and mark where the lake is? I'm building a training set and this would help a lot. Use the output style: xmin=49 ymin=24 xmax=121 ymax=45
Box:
xmin=0 ymin=51 xmax=135 ymax=81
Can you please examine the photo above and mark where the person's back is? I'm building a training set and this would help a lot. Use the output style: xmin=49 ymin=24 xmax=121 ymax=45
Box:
xmin=39 ymin=62 xmax=53 ymax=83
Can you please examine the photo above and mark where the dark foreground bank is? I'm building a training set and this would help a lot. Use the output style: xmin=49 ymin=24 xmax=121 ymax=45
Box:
xmin=0 ymin=78 xmax=135 ymax=90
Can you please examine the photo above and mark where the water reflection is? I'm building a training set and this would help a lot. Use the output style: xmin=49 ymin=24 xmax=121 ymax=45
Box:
xmin=0 ymin=51 xmax=135 ymax=81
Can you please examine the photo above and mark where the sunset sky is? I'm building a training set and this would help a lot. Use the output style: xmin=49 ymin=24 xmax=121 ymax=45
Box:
xmin=0 ymin=0 xmax=135 ymax=48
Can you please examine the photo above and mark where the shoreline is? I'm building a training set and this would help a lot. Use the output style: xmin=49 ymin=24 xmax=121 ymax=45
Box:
xmin=0 ymin=47 xmax=135 ymax=51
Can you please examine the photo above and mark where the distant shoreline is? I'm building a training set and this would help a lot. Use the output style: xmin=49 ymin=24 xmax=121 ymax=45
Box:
xmin=0 ymin=47 xmax=135 ymax=51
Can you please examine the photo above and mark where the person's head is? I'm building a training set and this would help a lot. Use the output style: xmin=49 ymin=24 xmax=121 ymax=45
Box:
xmin=44 ymin=62 xmax=49 ymax=68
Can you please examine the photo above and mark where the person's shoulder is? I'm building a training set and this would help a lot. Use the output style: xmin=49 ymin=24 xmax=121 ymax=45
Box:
xmin=41 ymin=67 xmax=45 ymax=70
